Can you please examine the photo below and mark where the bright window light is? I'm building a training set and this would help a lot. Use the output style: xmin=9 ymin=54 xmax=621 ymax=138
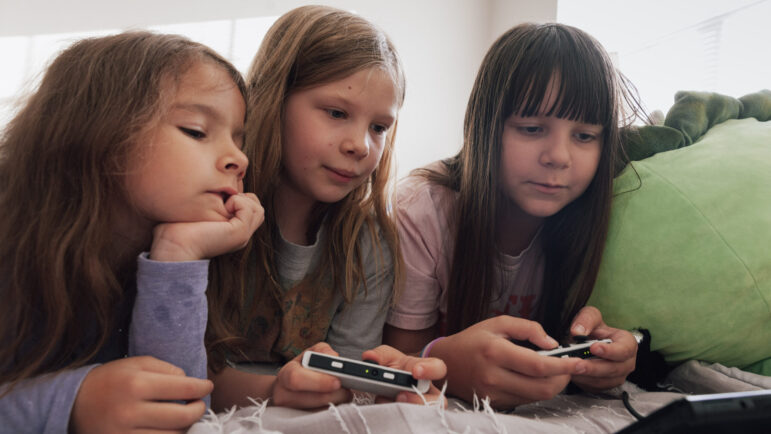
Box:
xmin=558 ymin=0 xmax=771 ymax=116
xmin=0 ymin=16 xmax=277 ymax=128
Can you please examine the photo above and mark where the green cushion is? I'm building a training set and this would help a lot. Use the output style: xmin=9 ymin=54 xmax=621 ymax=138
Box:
xmin=744 ymin=358 xmax=771 ymax=377
xmin=589 ymin=118 xmax=771 ymax=371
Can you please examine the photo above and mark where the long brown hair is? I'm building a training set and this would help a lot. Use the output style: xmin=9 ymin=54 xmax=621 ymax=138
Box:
xmin=207 ymin=5 xmax=405 ymax=368
xmin=0 ymin=31 xmax=246 ymax=391
xmin=422 ymin=23 xmax=643 ymax=340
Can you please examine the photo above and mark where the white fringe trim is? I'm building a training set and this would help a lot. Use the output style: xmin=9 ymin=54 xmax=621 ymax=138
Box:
xmin=190 ymin=386 xmax=518 ymax=434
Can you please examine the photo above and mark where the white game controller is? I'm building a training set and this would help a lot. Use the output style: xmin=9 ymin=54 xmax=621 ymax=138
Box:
xmin=537 ymin=338 xmax=613 ymax=359
xmin=301 ymin=351 xmax=430 ymax=397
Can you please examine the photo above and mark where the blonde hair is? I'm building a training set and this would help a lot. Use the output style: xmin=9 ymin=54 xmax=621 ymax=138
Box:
xmin=0 ymin=31 xmax=245 ymax=391
xmin=207 ymin=5 xmax=404 ymax=367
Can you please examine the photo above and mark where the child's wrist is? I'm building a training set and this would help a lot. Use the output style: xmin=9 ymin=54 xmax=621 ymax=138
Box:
xmin=149 ymin=239 xmax=202 ymax=262
xmin=420 ymin=336 xmax=445 ymax=358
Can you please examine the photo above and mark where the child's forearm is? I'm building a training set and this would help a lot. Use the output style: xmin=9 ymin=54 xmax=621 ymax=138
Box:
xmin=0 ymin=364 xmax=96 ymax=434
xmin=129 ymin=254 xmax=209 ymax=376
xmin=209 ymin=366 xmax=276 ymax=412
xmin=130 ymin=254 xmax=210 ymax=405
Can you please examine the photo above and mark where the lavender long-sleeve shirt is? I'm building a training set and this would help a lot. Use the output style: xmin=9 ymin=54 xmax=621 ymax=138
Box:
xmin=0 ymin=253 xmax=210 ymax=433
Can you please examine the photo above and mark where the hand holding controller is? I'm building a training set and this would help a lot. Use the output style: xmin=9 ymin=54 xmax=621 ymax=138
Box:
xmin=301 ymin=351 xmax=430 ymax=398
xmin=537 ymin=339 xmax=613 ymax=359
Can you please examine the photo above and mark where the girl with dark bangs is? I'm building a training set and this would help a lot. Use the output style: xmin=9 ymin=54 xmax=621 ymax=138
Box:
xmin=384 ymin=23 xmax=645 ymax=409
xmin=0 ymin=32 xmax=263 ymax=431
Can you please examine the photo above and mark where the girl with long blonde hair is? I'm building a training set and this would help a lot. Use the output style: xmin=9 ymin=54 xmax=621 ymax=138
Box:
xmin=208 ymin=5 xmax=445 ymax=410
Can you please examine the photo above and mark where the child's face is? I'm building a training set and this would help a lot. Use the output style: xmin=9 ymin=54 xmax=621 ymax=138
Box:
xmin=125 ymin=61 xmax=247 ymax=228
xmin=498 ymin=82 xmax=602 ymax=220
xmin=280 ymin=67 xmax=398 ymax=207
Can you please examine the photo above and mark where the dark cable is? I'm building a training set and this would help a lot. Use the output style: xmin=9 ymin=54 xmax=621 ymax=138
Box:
xmin=622 ymin=391 xmax=645 ymax=421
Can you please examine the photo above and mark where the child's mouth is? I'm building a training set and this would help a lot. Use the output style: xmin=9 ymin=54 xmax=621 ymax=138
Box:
xmin=209 ymin=188 xmax=237 ymax=204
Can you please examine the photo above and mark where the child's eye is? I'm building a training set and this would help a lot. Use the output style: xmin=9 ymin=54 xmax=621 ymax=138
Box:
xmin=517 ymin=126 xmax=543 ymax=135
xmin=371 ymin=124 xmax=389 ymax=135
xmin=180 ymin=127 xmax=206 ymax=139
xmin=326 ymin=109 xmax=347 ymax=119
xmin=575 ymin=132 xmax=598 ymax=143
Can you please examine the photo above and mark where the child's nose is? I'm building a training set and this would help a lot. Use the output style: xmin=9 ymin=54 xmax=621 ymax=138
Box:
xmin=341 ymin=128 xmax=370 ymax=159
xmin=541 ymin=133 xmax=571 ymax=168
xmin=221 ymin=146 xmax=249 ymax=179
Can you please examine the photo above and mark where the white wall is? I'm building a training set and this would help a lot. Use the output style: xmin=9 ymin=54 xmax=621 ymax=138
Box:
xmin=489 ymin=0 xmax=558 ymax=45
xmin=0 ymin=0 xmax=557 ymax=176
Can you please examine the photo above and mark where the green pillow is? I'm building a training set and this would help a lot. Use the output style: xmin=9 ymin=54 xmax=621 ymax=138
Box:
xmin=589 ymin=118 xmax=771 ymax=371
xmin=744 ymin=358 xmax=771 ymax=377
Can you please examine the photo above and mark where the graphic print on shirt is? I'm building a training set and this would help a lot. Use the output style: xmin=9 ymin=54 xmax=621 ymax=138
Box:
xmin=492 ymin=294 xmax=536 ymax=319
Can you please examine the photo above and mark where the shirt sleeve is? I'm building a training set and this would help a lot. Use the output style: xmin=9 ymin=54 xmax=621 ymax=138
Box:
xmin=325 ymin=225 xmax=394 ymax=360
xmin=0 ymin=364 xmax=96 ymax=434
xmin=129 ymin=253 xmax=210 ymax=405
xmin=386 ymin=178 xmax=449 ymax=330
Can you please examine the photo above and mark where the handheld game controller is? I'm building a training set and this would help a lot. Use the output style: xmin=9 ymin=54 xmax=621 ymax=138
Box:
xmin=301 ymin=351 xmax=430 ymax=397
xmin=537 ymin=338 xmax=613 ymax=359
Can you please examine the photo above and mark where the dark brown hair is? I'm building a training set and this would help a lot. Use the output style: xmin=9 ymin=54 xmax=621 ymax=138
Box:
xmin=207 ymin=5 xmax=405 ymax=368
xmin=421 ymin=23 xmax=643 ymax=339
xmin=0 ymin=31 xmax=246 ymax=391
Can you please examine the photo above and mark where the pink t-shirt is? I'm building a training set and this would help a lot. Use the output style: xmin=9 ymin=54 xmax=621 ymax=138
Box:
xmin=386 ymin=167 xmax=544 ymax=331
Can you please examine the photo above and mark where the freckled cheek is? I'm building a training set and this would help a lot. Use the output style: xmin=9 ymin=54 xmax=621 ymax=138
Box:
xmin=302 ymin=153 xmax=318 ymax=172
xmin=284 ymin=140 xmax=314 ymax=173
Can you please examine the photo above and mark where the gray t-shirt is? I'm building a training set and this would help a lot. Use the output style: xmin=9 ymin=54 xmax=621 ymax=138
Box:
xmin=275 ymin=221 xmax=394 ymax=359
xmin=0 ymin=253 xmax=210 ymax=434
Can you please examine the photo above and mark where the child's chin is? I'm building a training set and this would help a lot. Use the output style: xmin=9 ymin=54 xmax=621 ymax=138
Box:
xmin=521 ymin=200 xmax=568 ymax=218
